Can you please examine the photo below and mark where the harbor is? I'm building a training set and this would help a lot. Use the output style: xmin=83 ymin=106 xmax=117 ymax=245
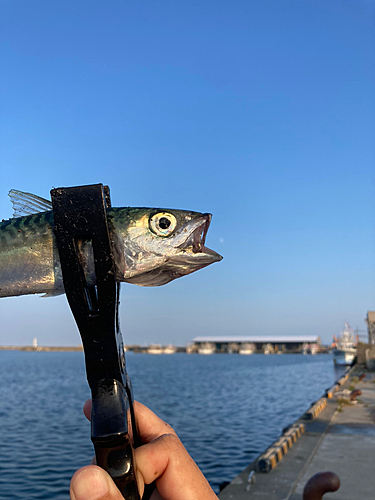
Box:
xmin=0 ymin=335 xmax=327 ymax=354
xmin=3 ymin=315 xmax=373 ymax=357
xmin=219 ymin=366 xmax=375 ymax=499
xmin=0 ymin=348 xmax=341 ymax=497
xmin=218 ymin=314 xmax=375 ymax=499
xmin=0 ymin=314 xmax=374 ymax=499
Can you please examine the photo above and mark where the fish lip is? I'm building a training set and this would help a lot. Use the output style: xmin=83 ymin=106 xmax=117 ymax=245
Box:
xmin=177 ymin=213 xmax=222 ymax=260
xmin=191 ymin=213 xmax=211 ymax=253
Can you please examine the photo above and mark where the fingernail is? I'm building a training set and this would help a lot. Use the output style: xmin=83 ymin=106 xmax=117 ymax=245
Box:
xmin=71 ymin=467 xmax=110 ymax=500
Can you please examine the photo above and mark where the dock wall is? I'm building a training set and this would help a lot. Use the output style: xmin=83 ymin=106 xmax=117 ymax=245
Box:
xmin=219 ymin=365 xmax=375 ymax=499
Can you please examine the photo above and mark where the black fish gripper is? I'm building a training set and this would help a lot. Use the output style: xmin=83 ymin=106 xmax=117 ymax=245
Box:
xmin=51 ymin=184 xmax=140 ymax=500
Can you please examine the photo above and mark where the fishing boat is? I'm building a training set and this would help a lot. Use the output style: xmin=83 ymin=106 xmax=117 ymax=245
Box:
xmin=263 ymin=343 xmax=274 ymax=355
xmin=332 ymin=323 xmax=357 ymax=365
xmin=227 ymin=342 xmax=239 ymax=354
xmin=198 ymin=342 xmax=216 ymax=355
xmin=186 ymin=343 xmax=196 ymax=354
xmin=239 ymin=342 xmax=255 ymax=355
xmin=147 ymin=344 xmax=163 ymax=354
xmin=163 ymin=345 xmax=177 ymax=354
xmin=310 ymin=343 xmax=319 ymax=355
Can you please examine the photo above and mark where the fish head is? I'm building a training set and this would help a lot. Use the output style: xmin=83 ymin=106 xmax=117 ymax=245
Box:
xmin=109 ymin=207 xmax=223 ymax=286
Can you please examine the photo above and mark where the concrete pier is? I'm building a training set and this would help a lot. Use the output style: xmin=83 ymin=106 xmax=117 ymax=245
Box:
xmin=219 ymin=367 xmax=375 ymax=500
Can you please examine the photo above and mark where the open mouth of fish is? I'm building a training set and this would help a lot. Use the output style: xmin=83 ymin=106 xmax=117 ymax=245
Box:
xmin=177 ymin=214 xmax=222 ymax=261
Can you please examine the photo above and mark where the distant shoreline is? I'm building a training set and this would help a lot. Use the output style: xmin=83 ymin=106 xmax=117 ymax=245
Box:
xmin=0 ymin=346 xmax=83 ymax=352
xmin=0 ymin=345 xmax=332 ymax=354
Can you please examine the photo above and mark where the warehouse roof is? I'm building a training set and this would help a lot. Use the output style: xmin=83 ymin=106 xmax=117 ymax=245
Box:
xmin=192 ymin=336 xmax=319 ymax=343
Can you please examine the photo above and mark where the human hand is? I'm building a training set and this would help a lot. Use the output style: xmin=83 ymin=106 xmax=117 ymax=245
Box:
xmin=70 ymin=400 xmax=219 ymax=500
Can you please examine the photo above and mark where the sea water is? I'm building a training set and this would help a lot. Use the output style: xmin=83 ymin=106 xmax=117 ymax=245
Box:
xmin=0 ymin=351 xmax=342 ymax=499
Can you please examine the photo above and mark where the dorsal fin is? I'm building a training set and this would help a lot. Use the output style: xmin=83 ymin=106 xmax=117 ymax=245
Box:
xmin=8 ymin=189 xmax=52 ymax=217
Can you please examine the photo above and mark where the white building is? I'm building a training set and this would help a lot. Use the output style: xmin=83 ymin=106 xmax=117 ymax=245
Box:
xmin=191 ymin=335 xmax=321 ymax=353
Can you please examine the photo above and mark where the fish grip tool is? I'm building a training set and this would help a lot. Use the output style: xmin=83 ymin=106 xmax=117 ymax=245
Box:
xmin=51 ymin=184 xmax=140 ymax=500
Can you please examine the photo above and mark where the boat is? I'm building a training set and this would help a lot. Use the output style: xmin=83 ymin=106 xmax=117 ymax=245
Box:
xmin=310 ymin=343 xmax=319 ymax=355
xmin=198 ymin=342 xmax=216 ymax=355
xmin=227 ymin=342 xmax=239 ymax=354
xmin=332 ymin=323 xmax=357 ymax=365
xmin=263 ymin=343 xmax=274 ymax=355
xmin=239 ymin=342 xmax=255 ymax=355
xmin=302 ymin=342 xmax=319 ymax=355
xmin=147 ymin=344 xmax=163 ymax=354
xmin=186 ymin=343 xmax=197 ymax=354
xmin=163 ymin=345 xmax=177 ymax=354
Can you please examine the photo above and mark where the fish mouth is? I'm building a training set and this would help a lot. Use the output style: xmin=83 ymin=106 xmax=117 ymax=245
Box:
xmin=191 ymin=214 xmax=211 ymax=253
xmin=177 ymin=214 xmax=222 ymax=262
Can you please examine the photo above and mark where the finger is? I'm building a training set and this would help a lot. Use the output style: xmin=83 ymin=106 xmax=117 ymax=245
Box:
xmin=70 ymin=465 xmax=126 ymax=500
xmin=135 ymin=434 xmax=218 ymax=500
xmin=133 ymin=401 xmax=177 ymax=443
xmin=82 ymin=399 xmax=177 ymax=443
xmin=83 ymin=399 xmax=91 ymax=420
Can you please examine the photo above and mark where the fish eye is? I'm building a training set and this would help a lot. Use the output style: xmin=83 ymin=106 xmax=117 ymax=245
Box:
xmin=149 ymin=212 xmax=177 ymax=237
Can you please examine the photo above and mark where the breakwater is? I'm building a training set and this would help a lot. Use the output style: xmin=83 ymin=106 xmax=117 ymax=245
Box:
xmin=0 ymin=345 xmax=83 ymax=351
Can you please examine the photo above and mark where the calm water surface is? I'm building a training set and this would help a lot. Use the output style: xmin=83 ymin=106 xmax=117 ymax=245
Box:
xmin=0 ymin=351 xmax=343 ymax=499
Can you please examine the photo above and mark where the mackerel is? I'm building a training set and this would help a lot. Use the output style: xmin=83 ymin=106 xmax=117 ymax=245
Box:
xmin=0 ymin=190 xmax=222 ymax=297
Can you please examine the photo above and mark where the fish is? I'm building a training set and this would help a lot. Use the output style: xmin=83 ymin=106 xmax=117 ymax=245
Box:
xmin=0 ymin=190 xmax=222 ymax=298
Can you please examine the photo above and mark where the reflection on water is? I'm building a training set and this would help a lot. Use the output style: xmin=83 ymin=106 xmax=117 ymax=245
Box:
xmin=333 ymin=363 xmax=349 ymax=380
xmin=0 ymin=351 xmax=338 ymax=498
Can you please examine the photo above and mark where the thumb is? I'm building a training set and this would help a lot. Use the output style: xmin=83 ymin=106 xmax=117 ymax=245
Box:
xmin=70 ymin=465 xmax=129 ymax=500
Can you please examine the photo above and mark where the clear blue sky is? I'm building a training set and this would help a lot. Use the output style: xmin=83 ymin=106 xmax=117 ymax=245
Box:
xmin=1 ymin=0 xmax=374 ymax=346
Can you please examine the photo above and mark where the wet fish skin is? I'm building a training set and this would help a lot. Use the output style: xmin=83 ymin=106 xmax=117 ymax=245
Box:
xmin=0 ymin=203 xmax=222 ymax=298
xmin=0 ymin=211 xmax=59 ymax=297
